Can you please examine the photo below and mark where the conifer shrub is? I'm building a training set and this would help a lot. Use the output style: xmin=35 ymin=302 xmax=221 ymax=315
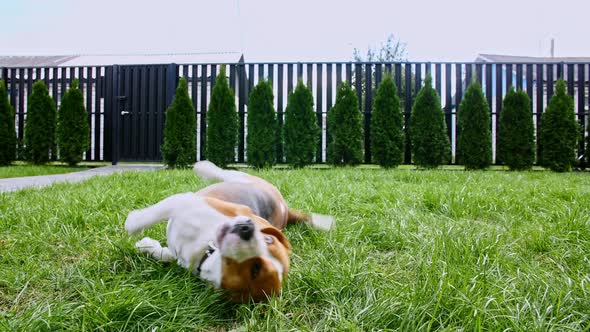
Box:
xmin=0 ymin=80 xmax=16 ymax=165
xmin=327 ymin=82 xmax=363 ymax=166
xmin=24 ymin=80 xmax=56 ymax=164
xmin=161 ymin=77 xmax=197 ymax=168
xmin=283 ymin=80 xmax=319 ymax=168
xmin=206 ymin=66 xmax=237 ymax=168
xmin=247 ymin=80 xmax=276 ymax=169
xmin=498 ymin=87 xmax=535 ymax=170
xmin=457 ymin=80 xmax=492 ymax=170
xmin=56 ymin=79 xmax=90 ymax=166
xmin=538 ymin=80 xmax=579 ymax=172
xmin=409 ymin=75 xmax=450 ymax=168
xmin=370 ymin=75 xmax=404 ymax=168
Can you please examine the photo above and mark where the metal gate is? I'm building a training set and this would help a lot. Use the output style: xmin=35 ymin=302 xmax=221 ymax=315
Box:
xmin=111 ymin=64 xmax=177 ymax=163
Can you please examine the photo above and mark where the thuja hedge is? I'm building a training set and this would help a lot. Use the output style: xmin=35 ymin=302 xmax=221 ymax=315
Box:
xmin=370 ymin=75 xmax=404 ymax=168
xmin=539 ymin=80 xmax=579 ymax=172
xmin=498 ymin=87 xmax=535 ymax=171
xmin=457 ymin=80 xmax=492 ymax=170
xmin=284 ymin=80 xmax=319 ymax=168
xmin=25 ymin=81 xmax=56 ymax=164
xmin=327 ymin=82 xmax=363 ymax=166
xmin=0 ymin=80 xmax=16 ymax=165
xmin=409 ymin=75 xmax=450 ymax=168
xmin=206 ymin=66 xmax=238 ymax=168
xmin=161 ymin=77 xmax=196 ymax=168
xmin=247 ymin=80 xmax=277 ymax=169
xmin=57 ymin=79 xmax=90 ymax=166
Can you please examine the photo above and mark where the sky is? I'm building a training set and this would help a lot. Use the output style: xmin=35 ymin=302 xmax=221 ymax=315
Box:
xmin=1 ymin=0 xmax=590 ymax=62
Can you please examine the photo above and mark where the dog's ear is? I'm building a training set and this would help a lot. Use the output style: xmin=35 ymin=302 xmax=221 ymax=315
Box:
xmin=260 ymin=226 xmax=291 ymax=251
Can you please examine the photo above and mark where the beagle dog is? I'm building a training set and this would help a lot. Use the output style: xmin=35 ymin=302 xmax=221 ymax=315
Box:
xmin=124 ymin=161 xmax=333 ymax=302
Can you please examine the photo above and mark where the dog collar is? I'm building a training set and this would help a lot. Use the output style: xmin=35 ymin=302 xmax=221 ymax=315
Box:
xmin=196 ymin=241 xmax=217 ymax=274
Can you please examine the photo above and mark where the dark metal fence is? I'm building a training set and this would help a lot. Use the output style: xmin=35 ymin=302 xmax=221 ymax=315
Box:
xmin=1 ymin=62 xmax=588 ymax=165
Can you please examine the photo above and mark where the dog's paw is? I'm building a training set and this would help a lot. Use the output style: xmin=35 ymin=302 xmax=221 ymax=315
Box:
xmin=125 ymin=210 xmax=144 ymax=235
xmin=135 ymin=237 xmax=161 ymax=250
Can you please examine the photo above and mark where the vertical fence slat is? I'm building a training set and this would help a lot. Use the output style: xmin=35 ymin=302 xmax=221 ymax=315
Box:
xmin=465 ymin=64 xmax=472 ymax=86
xmin=85 ymin=67 xmax=92 ymax=160
xmin=435 ymin=63 xmax=442 ymax=98
xmin=297 ymin=63 xmax=303 ymax=81
xmin=316 ymin=63 xmax=323 ymax=163
xmin=267 ymin=64 xmax=274 ymax=86
xmin=536 ymin=64 xmax=544 ymax=164
xmin=364 ymin=63 xmax=372 ymax=163
xmin=414 ymin=63 xmax=422 ymax=94
xmin=277 ymin=64 xmax=284 ymax=163
xmin=93 ymin=66 xmax=102 ymax=160
xmin=355 ymin=64 xmax=362 ymax=109
xmin=475 ymin=63 xmax=483 ymax=86
xmin=455 ymin=63 xmax=463 ymax=164
xmin=335 ymin=63 xmax=342 ymax=88
xmin=258 ymin=63 xmax=264 ymax=83
xmin=307 ymin=63 xmax=313 ymax=90
xmin=200 ymin=64 xmax=208 ymax=160
xmin=327 ymin=63 xmax=333 ymax=160
xmin=495 ymin=64 xmax=503 ymax=164
xmin=516 ymin=64 xmax=523 ymax=90
xmin=141 ymin=67 xmax=149 ymax=160
xmin=404 ymin=64 xmax=412 ymax=164
xmin=577 ymin=63 xmax=586 ymax=165
xmin=287 ymin=64 xmax=294 ymax=95
xmin=485 ymin=63 xmax=493 ymax=120
xmin=567 ymin=64 xmax=575 ymax=96
xmin=526 ymin=64 xmax=534 ymax=109
xmin=395 ymin=64 xmax=402 ymax=97
xmin=18 ymin=68 xmax=24 ymax=143
xmin=445 ymin=63 xmax=452 ymax=145
xmin=375 ymin=63 xmax=382 ymax=90
xmin=547 ymin=64 xmax=554 ymax=100
xmin=104 ymin=66 xmax=113 ymax=162
xmin=346 ymin=63 xmax=352 ymax=87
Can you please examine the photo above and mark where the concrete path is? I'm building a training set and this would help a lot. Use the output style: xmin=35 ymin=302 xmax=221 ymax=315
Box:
xmin=0 ymin=164 xmax=163 ymax=193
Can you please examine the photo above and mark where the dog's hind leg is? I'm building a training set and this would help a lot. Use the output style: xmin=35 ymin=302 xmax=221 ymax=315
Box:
xmin=193 ymin=161 xmax=251 ymax=183
xmin=125 ymin=193 xmax=198 ymax=235
xmin=135 ymin=237 xmax=176 ymax=262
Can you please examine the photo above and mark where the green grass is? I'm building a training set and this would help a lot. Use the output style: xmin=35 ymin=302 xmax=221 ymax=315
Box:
xmin=0 ymin=164 xmax=89 ymax=179
xmin=1 ymin=168 xmax=589 ymax=331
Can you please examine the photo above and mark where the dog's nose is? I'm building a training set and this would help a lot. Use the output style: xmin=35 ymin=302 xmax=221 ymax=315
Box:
xmin=232 ymin=219 xmax=254 ymax=240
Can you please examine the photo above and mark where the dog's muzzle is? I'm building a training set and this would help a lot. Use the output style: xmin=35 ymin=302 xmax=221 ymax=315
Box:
xmin=231 ymin=219 xmax=254 ymax=241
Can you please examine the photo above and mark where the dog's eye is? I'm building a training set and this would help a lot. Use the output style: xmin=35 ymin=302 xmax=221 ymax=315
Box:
xmin=264 ymin=236 xmax=274 ymax=244
xmin=251 ymin=261 xmax=262 ymax=279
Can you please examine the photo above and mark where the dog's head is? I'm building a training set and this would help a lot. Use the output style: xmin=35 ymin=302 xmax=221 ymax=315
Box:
xmin=205 ymin=198 xmax=291 ymax=302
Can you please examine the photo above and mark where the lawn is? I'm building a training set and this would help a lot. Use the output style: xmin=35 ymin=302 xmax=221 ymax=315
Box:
xmin=0 ymin=168 xmax=589 ymax=331
xmin=0 ymin=164 xmax=89 ymax=179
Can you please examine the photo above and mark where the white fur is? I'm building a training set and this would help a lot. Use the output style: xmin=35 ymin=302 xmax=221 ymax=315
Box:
xmin=193 ymin=160 xmax=251 ymax=184
xmin=310 ymin=213 xmax=335 ymax=231
xmin=124 ymin=192 xmax=283 ymax=287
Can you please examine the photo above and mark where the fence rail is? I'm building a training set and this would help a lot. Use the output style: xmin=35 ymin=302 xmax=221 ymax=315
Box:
xmin=1 ymin=61 xmax=588 ymax=165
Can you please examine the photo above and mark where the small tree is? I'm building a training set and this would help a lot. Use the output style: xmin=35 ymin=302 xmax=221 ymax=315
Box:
xmin=498 ymin=87 xmax=535 ymax=170
xmin=457 ymin=80 xmax=492 ymax=170
xmin=370 ymin=75 xmax=404 ymax=168
xmin=247 ymin=80 xmax=276 ymax=169
xmin=284 ymin=80 xmax=319 ymax=168
xmin=327 ymin=82 xmax=363 ymax=166
xmin=56 ymin=79 xmax=90 ymax=166
xmin=206 ymin=66 xmax=237 ymax=168
xmin=25 ymin=80 xmax=56 ymax=164
xmin=539 ymin=80 xmax=579 ymax=172
xmin=161 ymin=77 xmax=197 ymax=168
xmin=409 ymin=75 xmax=450 ymax=168
xmin=0 ymin=80 xmax=16 ymax=165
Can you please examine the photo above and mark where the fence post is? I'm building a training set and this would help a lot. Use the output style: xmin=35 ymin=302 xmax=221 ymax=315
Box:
xmin=111 ymin=65 xmax=120 ymax=165
xmin=1 ymin=68 xmax=6 ymax=84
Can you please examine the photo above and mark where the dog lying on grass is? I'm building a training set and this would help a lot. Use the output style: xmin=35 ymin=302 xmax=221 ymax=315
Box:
xmin=125 ymin=161 xmax=333 ymax=302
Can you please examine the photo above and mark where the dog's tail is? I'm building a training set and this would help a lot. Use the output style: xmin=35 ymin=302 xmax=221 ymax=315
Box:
xmin=193 ymin=161 xmax=249 ymax=183
xmin=287 ymin=209 xmax=335 ymax=231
